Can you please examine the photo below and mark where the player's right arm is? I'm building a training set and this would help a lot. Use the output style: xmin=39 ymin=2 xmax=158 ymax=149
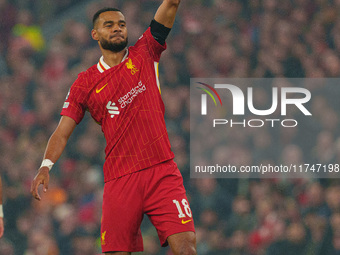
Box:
xmin=31 ymin=116 xmax=77 ymax=201
xmin=154 ymin=0 xmax=181 ymax=29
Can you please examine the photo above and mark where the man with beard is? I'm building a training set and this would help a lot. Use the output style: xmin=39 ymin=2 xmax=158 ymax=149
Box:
xmin=31 ymin=1 xmax=196 ymax=254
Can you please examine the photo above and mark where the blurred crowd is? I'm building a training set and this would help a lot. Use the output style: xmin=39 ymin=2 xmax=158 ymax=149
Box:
xmin=1 ymin=0 xmax=340 ymax=254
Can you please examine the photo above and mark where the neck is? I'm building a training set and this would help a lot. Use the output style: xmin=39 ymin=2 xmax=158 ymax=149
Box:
xmin=102 ymin=48 xmax=127 ymax=67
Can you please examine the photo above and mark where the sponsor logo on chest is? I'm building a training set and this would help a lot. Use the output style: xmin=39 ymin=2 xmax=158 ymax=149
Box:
xmin=106 ymin=80 xmax=146 ymax=118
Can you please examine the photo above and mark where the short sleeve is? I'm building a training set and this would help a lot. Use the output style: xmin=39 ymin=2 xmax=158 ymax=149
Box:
xmin=134 ymin=27 xmax=167 ymax=62
xmin=60 ymin=73 xmax=88 ymax=124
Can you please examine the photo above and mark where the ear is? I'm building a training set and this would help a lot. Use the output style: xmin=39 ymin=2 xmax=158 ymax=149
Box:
xmin=91 ymin=29 xmax=98 ymax=41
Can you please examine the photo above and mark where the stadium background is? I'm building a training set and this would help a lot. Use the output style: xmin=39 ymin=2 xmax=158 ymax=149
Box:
xmin=1 ymin=0 xmax=340 ymax=254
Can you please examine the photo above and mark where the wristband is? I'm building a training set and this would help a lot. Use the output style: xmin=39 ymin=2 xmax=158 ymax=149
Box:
xmin=0 ymin=205 xmax=3 ymax=218
xmin=40 ymin=159 xmax=54 ymax=171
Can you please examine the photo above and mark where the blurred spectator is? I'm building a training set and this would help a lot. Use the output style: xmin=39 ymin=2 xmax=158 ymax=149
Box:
xmin=302 ymin=182 xmax=330 ymax=218
xmin=225 ymin=196 xmax=256 ymax=236
xmin=266 ymin=222 xmax=307 ymax=255
xmin=191 ymin=178 xmax=232 ymax=224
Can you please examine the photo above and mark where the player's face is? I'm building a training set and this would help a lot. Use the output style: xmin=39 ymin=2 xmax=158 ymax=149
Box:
xmin=93 ymin=11 xmax=128 ymax=53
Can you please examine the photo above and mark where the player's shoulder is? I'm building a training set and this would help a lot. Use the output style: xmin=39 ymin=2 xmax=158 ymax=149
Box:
xmin=78 ymin=64 xmax=100 ymax=81
xmin=132 ymin=27 xmax=153 ymax=48
xmin=72 ymin=64 xmax=98 ymax=89
xmin=83 ymin=64 xmax=99 ymax=77
xmin=138 ymin=27 xmax=152 ymax=40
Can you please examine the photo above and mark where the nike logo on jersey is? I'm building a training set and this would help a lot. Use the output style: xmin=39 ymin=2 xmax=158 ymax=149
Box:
xmin=96 ymin=83 xmax=108 ymax=93
xmin=106 ymin=101 xmax=120 ymax=118
xmin=181 ymin=219 xmax=192 ymax=224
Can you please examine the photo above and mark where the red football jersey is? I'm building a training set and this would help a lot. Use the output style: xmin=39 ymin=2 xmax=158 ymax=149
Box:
xmin=61 ymin=27 xmax=174 ymax=182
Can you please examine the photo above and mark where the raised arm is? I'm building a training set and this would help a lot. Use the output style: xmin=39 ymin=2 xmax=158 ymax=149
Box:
xmin=154 ymin=0 xmax=181 ymax=28
xmin=31 ymin=116 xmax=77 ymax=200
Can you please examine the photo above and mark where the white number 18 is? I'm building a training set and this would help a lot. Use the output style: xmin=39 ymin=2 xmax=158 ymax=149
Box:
xmin=173 ymin=199 xmax=192 ymax=218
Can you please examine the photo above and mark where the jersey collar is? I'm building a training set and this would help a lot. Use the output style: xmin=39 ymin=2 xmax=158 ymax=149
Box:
xmin=97 ymin=49 xmax=129 ymax=73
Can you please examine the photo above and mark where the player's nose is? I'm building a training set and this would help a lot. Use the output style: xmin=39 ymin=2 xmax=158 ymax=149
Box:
xmin=112 ymin=24 xmax=122 ymax=33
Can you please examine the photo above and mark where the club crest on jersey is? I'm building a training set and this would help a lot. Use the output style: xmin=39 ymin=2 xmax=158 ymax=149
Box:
xmin=101 ymin=231 xmax=106 ymax=245
xmin=126 ymin=58 xmax=139 ymax=75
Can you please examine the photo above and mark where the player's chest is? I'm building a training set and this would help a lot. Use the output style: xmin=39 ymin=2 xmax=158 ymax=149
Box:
xmin=87 ymin=57 xmax=155 ymax=117
xmin=91 ymin=57 xmax=143 ymax=99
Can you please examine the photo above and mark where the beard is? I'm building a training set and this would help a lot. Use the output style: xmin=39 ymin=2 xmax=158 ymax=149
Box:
xmin=100 ymin=36 xmax=128 ymax=52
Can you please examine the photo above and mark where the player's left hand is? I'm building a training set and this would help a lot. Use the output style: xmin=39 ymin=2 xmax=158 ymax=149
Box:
xmin=31 ymin=167 xmax=50 ymax=201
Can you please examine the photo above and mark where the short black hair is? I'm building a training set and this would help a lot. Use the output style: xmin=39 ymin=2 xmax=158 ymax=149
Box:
xmin=92 ymin=7 xmax=122 ymax=27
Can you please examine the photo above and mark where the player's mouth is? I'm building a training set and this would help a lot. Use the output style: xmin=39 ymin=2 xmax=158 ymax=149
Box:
xmin=110 ymin=34 xmax=124 ymax=39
